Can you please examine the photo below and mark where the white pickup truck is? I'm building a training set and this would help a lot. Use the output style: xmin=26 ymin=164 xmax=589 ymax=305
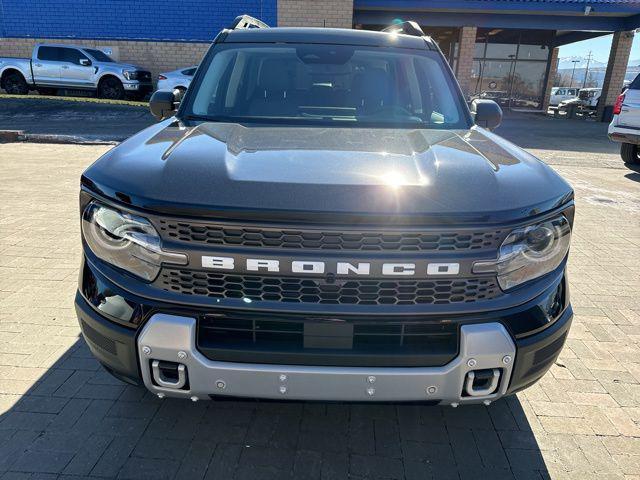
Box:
xmin=0 ymin=44 xmax=152 ymax=99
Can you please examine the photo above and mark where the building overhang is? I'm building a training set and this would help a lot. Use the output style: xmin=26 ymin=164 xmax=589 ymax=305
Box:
xmin=355 ymin=0 xmax=640 ymax=31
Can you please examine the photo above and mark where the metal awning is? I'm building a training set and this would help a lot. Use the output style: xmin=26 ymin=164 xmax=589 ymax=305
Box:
xmin=355 ymin=0 xmax=640 ymax=31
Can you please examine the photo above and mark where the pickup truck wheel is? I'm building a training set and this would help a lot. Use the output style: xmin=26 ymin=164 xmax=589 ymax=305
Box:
xmin=3 ymin=72 xmax=29 ymax=95
xmin=620 ymin=143 xmax=640 ymax=165
xmin=98 ymin=77 xmax=125 ymax=100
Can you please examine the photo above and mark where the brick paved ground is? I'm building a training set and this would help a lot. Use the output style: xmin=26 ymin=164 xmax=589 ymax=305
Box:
xmin=0 ymin=134 xmax=639 ymax=479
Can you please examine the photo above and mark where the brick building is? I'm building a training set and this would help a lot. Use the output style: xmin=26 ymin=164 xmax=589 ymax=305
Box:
xmin=1 ymin=0 xmax=639 ymax=120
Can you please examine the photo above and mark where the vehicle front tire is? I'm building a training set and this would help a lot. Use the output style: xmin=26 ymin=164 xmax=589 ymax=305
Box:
xmin=98 ymin=77 xmax=125 ymax=100
xmin=620 ymin=143 xmax=640 ymax=165
xmin=3 ymin=71 xmax=29 ymax=95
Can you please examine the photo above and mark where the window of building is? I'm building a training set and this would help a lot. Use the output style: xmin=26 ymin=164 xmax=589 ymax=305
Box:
xmin=485 ymin=29 xmax=519 ymax=59
xmin=511 ymin=61 xmax=547 ymax=108
xmin=518 ymin=30 xmax=552 ymax=61
xmin=471 ymin=29 xmax=552 ymax=110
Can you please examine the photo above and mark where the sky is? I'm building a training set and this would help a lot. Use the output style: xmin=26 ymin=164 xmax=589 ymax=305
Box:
xmin=559 ymin=33 xmax=640 ymax=63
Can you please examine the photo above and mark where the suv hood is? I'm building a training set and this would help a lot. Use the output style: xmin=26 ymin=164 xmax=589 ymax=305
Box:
xmin=82 ymin=120 xmax=573 ymax=224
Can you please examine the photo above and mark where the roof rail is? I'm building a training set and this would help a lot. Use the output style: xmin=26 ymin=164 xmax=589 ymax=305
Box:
xmin=228 ymin=14 xmax=269 ymax=30
xmin=382 ymin=21 xmax=424 ymax=37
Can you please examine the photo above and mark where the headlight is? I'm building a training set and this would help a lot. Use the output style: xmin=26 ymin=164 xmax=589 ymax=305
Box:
xmin=82 ymin=202 xmax=186 ymax=281
xmin=474 ymin=215 xmax=571 ymax=291
xmin=122 ymin=70 xmax=138 ymax=80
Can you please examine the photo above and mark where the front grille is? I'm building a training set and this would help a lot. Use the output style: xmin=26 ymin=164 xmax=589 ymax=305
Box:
xmin=137 ymin=70 xmax=152 ymax=82
xmin=158 ymin=269 xmax=501 ymax=305
xmin=157 ymin=220 xmax=504 ymax=252
xmin=197 ymin=313 xmax=459 ymax=366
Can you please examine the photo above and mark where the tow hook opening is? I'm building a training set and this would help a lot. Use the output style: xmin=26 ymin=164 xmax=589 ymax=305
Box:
xmin=463 ymin=368 xmax=501 ymax=397
xmin=151 ymin=360 xmax=189 ymax=390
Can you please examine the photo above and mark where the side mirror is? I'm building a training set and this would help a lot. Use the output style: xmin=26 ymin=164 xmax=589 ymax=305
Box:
xmin=79 ymin=58 xmax=91 ymax=66
xmin=149 ymin=90 xmax=179 ymax=121
xmin=470 ymin=99 xmax=502 ymax=130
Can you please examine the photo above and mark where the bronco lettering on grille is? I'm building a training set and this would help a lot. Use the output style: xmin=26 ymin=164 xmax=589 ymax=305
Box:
xmin=201 ymin=256 xmax=460 ymax=277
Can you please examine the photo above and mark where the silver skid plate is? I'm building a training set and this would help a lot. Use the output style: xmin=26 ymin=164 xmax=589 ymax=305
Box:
xmin=137 ymin=314 xmax=515 ymax=404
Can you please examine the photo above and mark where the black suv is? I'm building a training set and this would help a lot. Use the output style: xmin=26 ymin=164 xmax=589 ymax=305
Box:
xmin=75 ymin=17 xmax=574 ymax=405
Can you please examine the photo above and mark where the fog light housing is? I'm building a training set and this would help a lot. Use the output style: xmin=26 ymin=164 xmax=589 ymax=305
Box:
xmin=545 ymin=281 xmax=564 ymax=320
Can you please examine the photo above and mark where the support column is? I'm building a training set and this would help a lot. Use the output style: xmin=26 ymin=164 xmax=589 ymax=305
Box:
xmin=597 ymin=30 xmax=634 ymax=121
xmin=277 ymin=0 xmax=353 ymax=28
xmin=542 ymin=47 xmax=559 ymax=111
xmin=455 ymin=26 xmax=477 ymax=99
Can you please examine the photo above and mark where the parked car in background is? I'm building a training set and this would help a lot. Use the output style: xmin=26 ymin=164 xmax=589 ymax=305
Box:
xmin=0 ymin=44 xmax=152 ymax=99
xmin=558 ymin=87 xmax=602 ymax=114
xmin=608 ymin=74 xmax=640 ymax=165
xmin=549 ymin=87 xmax=579 ymax=106
xmin=577 ymin=87 xmax=602 ymax=109
xmin=157 ymin=66 xmax=197 ymax=93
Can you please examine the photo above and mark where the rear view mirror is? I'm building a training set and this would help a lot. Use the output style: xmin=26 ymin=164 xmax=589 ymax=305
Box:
xmin=471 ymin=99 xmax=503 ymax=130
xmin=150 ymin=90 xmax=180 ymax=121
xmin=79 ymin=58 xmax=91 ymax=66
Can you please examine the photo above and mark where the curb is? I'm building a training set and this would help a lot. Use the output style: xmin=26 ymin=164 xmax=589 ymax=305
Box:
xmin=0 ymin=94 xmax=148 ymax=108
xmin=0 ymin=130 xmax=120 ymax=145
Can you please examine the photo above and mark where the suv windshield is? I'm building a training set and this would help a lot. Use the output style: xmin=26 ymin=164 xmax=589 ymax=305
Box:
xmin=183 ymin=43 xmax=469 ymax=129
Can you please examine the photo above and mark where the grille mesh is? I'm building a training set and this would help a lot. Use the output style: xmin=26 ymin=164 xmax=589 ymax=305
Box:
xmin=196 ymin=315 xmax=459 ymax=366
xmin=157 ymin=220 xmax=504 ymax=252
xmin=81 ymin=320 xmax=117 ymax=355
xmin=158 ymin=269 xmax=501 ymax=305
xmin=137 ymin=70 xmax=152 ymax=81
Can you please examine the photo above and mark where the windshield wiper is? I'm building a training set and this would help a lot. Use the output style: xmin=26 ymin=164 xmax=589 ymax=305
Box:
xmin=179 ymin=113 xmax=440 ymax=128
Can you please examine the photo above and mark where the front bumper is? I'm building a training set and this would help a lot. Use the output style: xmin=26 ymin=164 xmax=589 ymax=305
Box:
xmin=75 ymin=286 xmax=572 ymax=403
xmin=123 ymin=81 xmax=153 ymax=94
